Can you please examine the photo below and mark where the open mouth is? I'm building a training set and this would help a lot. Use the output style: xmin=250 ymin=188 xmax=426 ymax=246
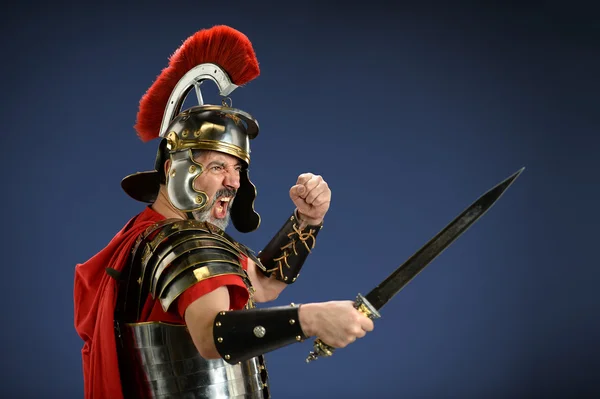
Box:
xmin=214 ymin=197 xmax=231 ymax=219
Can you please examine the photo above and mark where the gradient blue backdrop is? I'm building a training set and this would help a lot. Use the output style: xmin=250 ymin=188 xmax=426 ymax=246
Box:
xmin=2 ymin=1 xmax=598 ymax=398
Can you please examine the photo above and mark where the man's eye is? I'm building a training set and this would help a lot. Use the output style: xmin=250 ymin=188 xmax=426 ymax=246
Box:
xmin=212 ymin=166 xmax=223 ymax=172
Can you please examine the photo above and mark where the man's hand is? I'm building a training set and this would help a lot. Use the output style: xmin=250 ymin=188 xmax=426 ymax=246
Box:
xmin=289 ymin=173 xmax=331 ymax=226
xmin=298 ymin=301 xmax=375 ymax=348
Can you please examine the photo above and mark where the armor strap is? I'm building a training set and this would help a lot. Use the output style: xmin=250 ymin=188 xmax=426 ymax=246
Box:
xmin=213 ymin=303 xmax=307 ymax=364
xmin=257 ymin=211 xmax=323 ymax=283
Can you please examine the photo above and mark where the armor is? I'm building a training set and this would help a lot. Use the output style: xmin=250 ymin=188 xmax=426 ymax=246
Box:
xmin=114 ymin=219 xmax=309 ymax=397
xmin=257 ymin=212 xmax=323 ymax=283
xmin=213 ymin=304 xmax=307 ymax=365
xmin=119 ymin=322 xmax=268 ymax=398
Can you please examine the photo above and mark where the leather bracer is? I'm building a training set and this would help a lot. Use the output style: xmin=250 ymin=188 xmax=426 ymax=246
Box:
xmin=257 ymin=211 xmax=322 ymax=284
xmin=213 ymin=303 xmax=307 ymax=364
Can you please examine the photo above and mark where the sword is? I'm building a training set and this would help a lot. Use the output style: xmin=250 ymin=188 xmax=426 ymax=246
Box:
xmin=306 ymin=167 xmax=525 ymax=363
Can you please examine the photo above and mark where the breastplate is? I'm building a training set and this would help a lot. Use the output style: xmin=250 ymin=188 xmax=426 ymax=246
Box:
xmin=119 ymin=321 xmax=270 ymax=398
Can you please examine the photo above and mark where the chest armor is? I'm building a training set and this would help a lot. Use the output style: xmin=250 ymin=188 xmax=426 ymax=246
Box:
xmin=114 ymin=218 xmax=270 ymax=398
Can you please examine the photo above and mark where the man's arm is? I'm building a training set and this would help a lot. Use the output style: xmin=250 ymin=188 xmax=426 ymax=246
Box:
xmin=183 ymin=286 xmax=231 ymax=359
xmin=248 ymin=173 xmax=330 ymax=302
xmin=183 ymin=289 xmax=375 ymax=362
xmin=254 ymin=208 xmax=323 ymax=289
xmin=136 ymin=219 xmax=371 ymax=363
xmin=245 ymin=259 xmax=288 ymax=302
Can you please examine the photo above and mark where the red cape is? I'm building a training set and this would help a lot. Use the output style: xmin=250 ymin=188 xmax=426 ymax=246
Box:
xmin=74 ymin=206 xmax=164 ymax=399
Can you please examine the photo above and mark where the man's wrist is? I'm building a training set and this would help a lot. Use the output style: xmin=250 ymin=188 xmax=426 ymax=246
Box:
xmin=298 ymin=303 xmax=316 ymax=337
xmin=295 ymin=209 xmax=323 ymax=227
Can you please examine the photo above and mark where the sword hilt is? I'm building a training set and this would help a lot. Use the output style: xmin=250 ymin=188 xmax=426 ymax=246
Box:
xmin=305 ymin=293 xmax=381 ymax=363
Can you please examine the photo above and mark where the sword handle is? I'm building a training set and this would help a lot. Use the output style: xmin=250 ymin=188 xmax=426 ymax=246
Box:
xmin=305 ymin=293 xmax=381 ymax=363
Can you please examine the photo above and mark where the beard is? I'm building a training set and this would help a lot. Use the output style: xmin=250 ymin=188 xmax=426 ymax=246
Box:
xmin=191 ymin=188 xmax=236 ymax=231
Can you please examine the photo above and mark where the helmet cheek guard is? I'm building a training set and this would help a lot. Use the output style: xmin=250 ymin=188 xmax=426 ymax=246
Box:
xmin=165 ymin=149 xmax=208 ymax=213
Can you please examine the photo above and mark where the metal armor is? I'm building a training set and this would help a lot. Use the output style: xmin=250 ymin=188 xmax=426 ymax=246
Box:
xmin=114 ymin=219 xmax=271 ymax=398
xmin=120 ymin=322 xmax=268 ymax=398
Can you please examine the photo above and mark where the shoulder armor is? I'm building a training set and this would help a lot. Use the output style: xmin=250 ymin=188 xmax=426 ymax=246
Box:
xmin=132 ymin=219 xmax=251 ymax=313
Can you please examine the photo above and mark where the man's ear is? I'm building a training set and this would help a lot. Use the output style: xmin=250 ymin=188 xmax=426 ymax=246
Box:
xmin=163 ymin=159 xmax=171 ymax=177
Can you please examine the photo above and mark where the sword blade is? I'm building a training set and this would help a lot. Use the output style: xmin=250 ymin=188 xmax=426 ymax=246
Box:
xmin=364 ymin=167 xmax=524 ymax=310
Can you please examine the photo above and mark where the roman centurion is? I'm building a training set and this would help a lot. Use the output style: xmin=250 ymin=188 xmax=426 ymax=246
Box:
xmin=73 ymin=25 xmax=374 ymax=399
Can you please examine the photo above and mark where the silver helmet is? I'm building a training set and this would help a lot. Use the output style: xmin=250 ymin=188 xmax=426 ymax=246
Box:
xmin=121 ymin=26 xmax=261 ymax=233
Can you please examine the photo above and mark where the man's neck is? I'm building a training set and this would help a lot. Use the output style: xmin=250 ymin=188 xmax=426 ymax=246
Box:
xmin=151 ymin=187 xmax=186 ymax=220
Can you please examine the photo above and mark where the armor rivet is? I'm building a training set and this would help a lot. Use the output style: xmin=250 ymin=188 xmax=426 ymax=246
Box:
xmin=196 ymin=195 xmax=204 ymax=204
xmin=194 ymin=129 xmax=201 ymax=137
xmin=225 ymin=355 xmax=230 ymax=360
xmin=296 ymin=335 xmax=302 ymax=341
xmin=220 ymin=311 xmax=226 ymax=315
xmin=253 ymin=326 xmax=266 ymax=338
xmin=284 ymin=276 xmax=288 ymax=281
xmin=182 ymin=129 xmax=189 ymax=137
xmin=170 ymin=169 xmax=176 ymax=177
xmin=290 ymin=303 xmax=295 ymax=307
xmin=289 ymin=319 xmax=295 ymax=325
xmin=217 ymin=337 xmax=223 ymax=343
xmin=216 ymin=322 xmax=221 ymax=327
xmin=189 ymin=165 xmax=196 ymax=173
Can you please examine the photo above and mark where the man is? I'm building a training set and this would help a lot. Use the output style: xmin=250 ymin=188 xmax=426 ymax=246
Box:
xmin=73 ymin=25 xmax=374 ymax=398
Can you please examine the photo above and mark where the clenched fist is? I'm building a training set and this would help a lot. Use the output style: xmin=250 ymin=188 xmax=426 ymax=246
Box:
xmin=289 ymin=173 xmax=331 ymax=226
xmin=298 ymin=301 xmax=375 ymax=348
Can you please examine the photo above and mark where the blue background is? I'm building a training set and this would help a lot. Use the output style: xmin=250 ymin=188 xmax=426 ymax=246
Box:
xmin=2 ymin=1 xmax=598 ymax=398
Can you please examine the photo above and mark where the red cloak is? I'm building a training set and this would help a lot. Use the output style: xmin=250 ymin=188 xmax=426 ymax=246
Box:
xmin=73 ymin=207 xmax=162 ymax=399
xmin=74 ymin=206 xmax=250 ymax=398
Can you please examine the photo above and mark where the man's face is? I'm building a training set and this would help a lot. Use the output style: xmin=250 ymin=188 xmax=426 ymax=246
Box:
xmin=190 ymin=150 xmax=242 ymax=230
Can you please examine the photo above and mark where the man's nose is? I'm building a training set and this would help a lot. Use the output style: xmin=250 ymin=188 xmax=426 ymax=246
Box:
xmin=223 ymin=171 xmax=240 ymax=190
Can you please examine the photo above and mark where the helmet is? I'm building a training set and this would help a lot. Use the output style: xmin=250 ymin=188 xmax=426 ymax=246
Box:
xmin=121 ymin=26 xmax=261 ymax=233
